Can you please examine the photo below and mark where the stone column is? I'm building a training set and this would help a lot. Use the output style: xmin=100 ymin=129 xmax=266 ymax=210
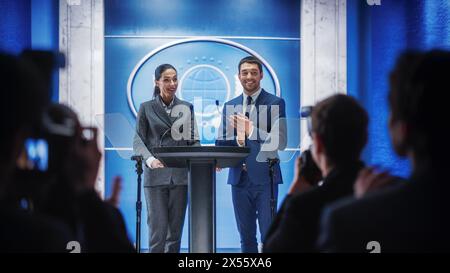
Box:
xmin=300 ymin=0 xmax=346 ymax=144
xmin=59 ymin=0 xmax=105 ymax=197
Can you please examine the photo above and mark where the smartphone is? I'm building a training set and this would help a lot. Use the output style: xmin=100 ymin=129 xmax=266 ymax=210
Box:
xmin=24 ymin=138 xmax=49 ymax=172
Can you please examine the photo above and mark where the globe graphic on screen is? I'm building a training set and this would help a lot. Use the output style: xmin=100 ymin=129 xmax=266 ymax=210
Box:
xmin=179 ymin=64 xmax=230 ymax=119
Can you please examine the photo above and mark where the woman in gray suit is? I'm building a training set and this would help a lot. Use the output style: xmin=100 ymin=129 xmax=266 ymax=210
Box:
xmin=133 ymin=64 xmax=199 ymax=253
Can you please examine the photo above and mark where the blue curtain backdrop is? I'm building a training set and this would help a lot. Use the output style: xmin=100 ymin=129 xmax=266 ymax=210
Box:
xmin=104 ymin=0 xmax=300 ymax=250
xmin=347 ymin=0 xmax=450 ymax=178
xmin=0 ymin=0 xmax=59 ymax=101
xmin=0 ymin=0 xmax=31 ymax=54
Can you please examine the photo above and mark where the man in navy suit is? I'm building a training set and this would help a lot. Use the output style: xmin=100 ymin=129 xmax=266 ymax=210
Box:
xmin=216 ymin=56 xmax=287 ymax=253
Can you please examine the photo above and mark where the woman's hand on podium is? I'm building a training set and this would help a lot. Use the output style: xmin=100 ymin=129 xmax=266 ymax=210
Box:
xmin=150 ymin=159 xmax=165 ymax=169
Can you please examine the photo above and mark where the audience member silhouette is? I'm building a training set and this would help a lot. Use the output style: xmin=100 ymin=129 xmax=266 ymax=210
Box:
xmin=0 ymin=52 xmax=71 ymax=252
xmin=264 ymin=94 xmax=368 ymax=252
xmin=318 ymin=50 xmax=450 ymax=252
xmin=1 ymin=51 xmax=134 ymax=253
xmin=27 ymin=104 xmax=134 ymax=252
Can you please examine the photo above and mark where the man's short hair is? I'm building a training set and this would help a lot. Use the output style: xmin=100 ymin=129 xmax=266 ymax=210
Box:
xmin=238 ymin=56 xmax=263 ymax=73
xmin=389 ymin=50 xmax=450 ymax=158
xmin=311 ymin=94 xmax=368 ymax=165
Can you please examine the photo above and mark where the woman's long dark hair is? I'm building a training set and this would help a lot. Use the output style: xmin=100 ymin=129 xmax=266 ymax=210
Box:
xmin=153 ymin=64 xmax=177 ymax=97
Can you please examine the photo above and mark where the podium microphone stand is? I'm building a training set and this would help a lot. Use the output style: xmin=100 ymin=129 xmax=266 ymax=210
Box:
xmin=267 ymin=158 xmax=279 ymax=220
xmin=131 ymin=155 xmax=143 ymax=253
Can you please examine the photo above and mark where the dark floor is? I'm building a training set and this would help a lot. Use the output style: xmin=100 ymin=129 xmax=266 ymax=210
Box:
xmin=140 ymin=248 xmax=241 ymax=253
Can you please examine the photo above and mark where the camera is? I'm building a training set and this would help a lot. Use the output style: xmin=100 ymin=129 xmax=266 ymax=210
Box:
xmin=23 ymin=138 xmax=49 ymax=172
xmin=8 ymin=51 xmax=69 ymax=208
xmin=299 ymin=149 xmax=323 ymax=186
xmin=300 ymin=106 xmax=313 ymax=118
xmin=299 ymin=106 xmax=322 ymax=185
xmin=300 ymin=105 xmax=313 ymax=136
xmin=12 ymin=104 xmax=82 ymax=209
xmin=81 ymin=127 xmax=96 ymax=142
xmin=20 ymin=49 xmax=65 ymax=99
xmin=17 ymin=105 xmax=78 ymax=174
xmin=16 ymin=50 xmax=66 ymax=174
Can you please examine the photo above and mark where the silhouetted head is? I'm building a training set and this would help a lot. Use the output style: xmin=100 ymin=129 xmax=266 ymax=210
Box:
xmin=388 ymin=50 xmax=450 ymax=168
xmin=0 ymin=52 xmax=48 ymax=187
xmin=310 ymin=94 xmax=368 ymax=170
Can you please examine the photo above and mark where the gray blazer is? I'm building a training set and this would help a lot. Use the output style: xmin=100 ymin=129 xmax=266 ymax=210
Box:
xmin=133 ymin=96 xmax=200 ymax=187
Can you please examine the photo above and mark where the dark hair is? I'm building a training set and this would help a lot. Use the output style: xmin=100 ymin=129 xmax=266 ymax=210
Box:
xmin=153 ymin=64 xmax=177 ymax=97
xmin=311 ymin=94 xmax=368 ymax=165
xmin=389 ymin=50 xmax=450 ymax=161
xmin=238 ymin=56 xmax=263 ymax=73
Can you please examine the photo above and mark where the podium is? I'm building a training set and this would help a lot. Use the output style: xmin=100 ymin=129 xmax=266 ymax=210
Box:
xmin=151 ymin=146 xmax=250 ymax=253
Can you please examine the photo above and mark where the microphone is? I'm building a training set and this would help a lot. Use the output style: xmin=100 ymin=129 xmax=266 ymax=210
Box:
xmin=267 ymin=158 xmax=280 ymax=167
xmin=215 ymin=100 xmax=222 ymax=115
xmin=187 ymin=104 xmax=195 ymax=145
xmin=131 ymin=155 xmax=144 ymax=173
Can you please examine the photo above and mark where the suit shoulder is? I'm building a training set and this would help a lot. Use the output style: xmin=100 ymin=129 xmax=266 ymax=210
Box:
xmin=136 ymin=101 xmax=151 ymax=115
xmin=177 ymin=98 xmax=192 ymax=106
xmin=325 ymin=183 xmax=409 ymax=222
xmin=288 ymin=186 xmax=335 ymax=213
xmin=262 ymin=91 xmax=284 ymax=104
xmin=272 ymin=95 xmax=285 ymax=105
xmin=290 ymin=187 xmax=324 ymax=205
xmin=225 ymin=96 xmax=242 ymax=105
xmin=139 ymin=100 xmax=153 ymax=109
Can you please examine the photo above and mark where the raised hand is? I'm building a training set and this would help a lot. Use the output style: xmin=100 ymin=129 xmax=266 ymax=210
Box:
xmin=354 ymin=167 xmax=397 ymax=198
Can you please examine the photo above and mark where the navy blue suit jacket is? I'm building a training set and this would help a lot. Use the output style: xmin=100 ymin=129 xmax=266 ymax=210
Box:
xmin=215 ymin=89 xmax=287 ymax=186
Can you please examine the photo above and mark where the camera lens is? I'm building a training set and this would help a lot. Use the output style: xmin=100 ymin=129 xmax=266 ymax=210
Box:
xmin=300 ymin=106 xmax=313 ymax=118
